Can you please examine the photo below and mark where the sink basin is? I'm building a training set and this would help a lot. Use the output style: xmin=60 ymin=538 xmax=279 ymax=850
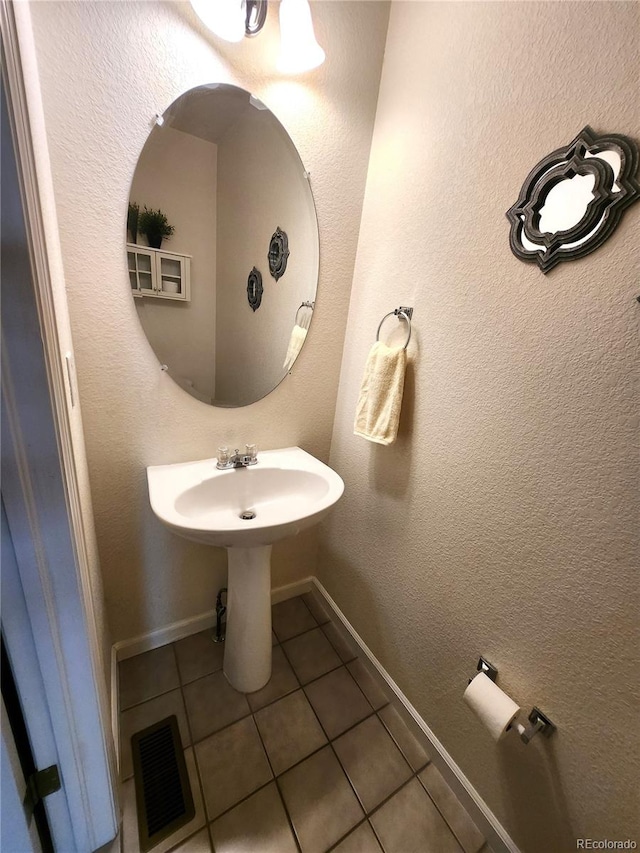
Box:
xmin=147 ymin=447 xmax=344 ymax=693
xmin=147 ymin=447 xmax=344 ymax=548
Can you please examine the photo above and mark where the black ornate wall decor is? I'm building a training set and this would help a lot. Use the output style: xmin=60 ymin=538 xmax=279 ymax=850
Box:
xmin=506 ymin=126 xmax=639 ymax=273
xmin=268 ymin=227 xmax=290 ymax=281
xmin=247 ymin=267 xmax=263 ymax=311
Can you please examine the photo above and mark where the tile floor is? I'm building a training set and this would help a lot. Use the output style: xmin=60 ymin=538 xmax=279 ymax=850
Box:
xmin=118 ymin=593 xmax=488 ymax=853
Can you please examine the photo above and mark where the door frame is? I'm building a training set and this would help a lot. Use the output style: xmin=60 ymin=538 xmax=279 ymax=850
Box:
xmin=1 ymin=1 xmax=119 ymax=849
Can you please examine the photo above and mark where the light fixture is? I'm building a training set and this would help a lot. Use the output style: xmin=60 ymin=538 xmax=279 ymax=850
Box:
xmin=245 ymin=0 xmax=267 ymax=37
xmin=190 ymin=0 xmax=268 ymax=42
xmin=277 ymin=0 xmax=325 ymax=74
xmin=190 ymin=0 xmax=324 ymax=74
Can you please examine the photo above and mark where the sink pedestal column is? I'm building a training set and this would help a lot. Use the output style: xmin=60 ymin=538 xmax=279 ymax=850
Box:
xmin=223 ymin=545 xmax=272 ymax=693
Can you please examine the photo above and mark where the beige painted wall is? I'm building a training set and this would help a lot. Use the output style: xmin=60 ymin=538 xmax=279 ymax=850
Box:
xmin=28 ymin=0 xmax=390 ymax=644
xmin=216 ymin=106 xmax=317 ymax=406
xmin=131 ymin=126 xmax=218 ymax=401
xmin=317 ymin=2 xmax=639 ymax=850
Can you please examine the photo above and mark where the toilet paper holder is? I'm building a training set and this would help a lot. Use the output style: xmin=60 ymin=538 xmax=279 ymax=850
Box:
xmin=516 ymin=707 xmax=556 ymax=744
xmin=470 ymin=657 xmax=557 ymax=744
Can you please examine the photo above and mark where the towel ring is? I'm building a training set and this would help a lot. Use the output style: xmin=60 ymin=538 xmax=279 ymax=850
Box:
xmin=376 ymin=307 xmax=412 ymax=350
xmin=295 ymin=301 xmax=314 ymax=325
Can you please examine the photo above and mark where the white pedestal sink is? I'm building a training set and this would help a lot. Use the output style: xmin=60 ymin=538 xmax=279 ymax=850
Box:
xmin=147 ymin=447 xmax=344 ymax=692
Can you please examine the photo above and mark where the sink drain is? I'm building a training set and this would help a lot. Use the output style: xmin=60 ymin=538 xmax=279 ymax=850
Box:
xmin=239 ymin=510 xmax=256 ymax=520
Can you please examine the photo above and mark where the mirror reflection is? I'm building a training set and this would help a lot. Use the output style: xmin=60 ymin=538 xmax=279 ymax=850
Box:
xmin=127 ymin=84 xmax=319 ymax=406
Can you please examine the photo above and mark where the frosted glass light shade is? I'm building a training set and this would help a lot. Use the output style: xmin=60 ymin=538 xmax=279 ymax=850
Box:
xmin=191 ymin=0 xmax=246 ymax=42
xmin=277 ymin=0 xmax=325 ymax=73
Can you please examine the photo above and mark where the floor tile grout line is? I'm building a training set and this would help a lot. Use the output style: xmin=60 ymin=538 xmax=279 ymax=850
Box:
xmin=164 ymin=825 xmax=210 ymax=853
xmin=415 ymin=767 xmax=477 ymax=853
xmin=376 ymin=707 xmax=431 ymax=773
xmin=122 ymin=609 xmax=394 ymax=742
xmin=320 ymin=624 xmax=358 ymax=665
xmin=286 ymin=655 xmax=346 ymax=690
xmin=205 ymin=776 xmax=274 ymax=825
xmin=324 ymin=816 xmax=379 ymax=853
xmin=121 ymin=614 xmax=315 ymax=707
xmin=193 ymin=626 xmax=308 ymax=845
xmin=273 ymin=774 xmax=303 ymax=853
xmin=299 ymin=592 xmax=331 ymax=628
xmin=345 ymin=760 xmax=467 ymax=853
xmin=118 ymin=695 xmax=385 ymax=782
xmin=182 ymin=704 xmax=386 ymax=793
xmin=120 ymin=602 xmax=481 ymax=853
xmin=117 ymin=650 xmax=213 ymax=852
xmin=265 ymin=677 xmax=368 ymax=853
xmin=328 ymin=738 xmax=367 ymax=825
xmin=170 ymin=641 xmax=215 ymax=850
xmin=332 ymin=711 xmax=416 ymax=810
xmin=272 ymin=599 xmax=320 ymax=644
xmin=322 ymin=734 xmax=438 ymax=851
xmin=293 ymin=599 xmax=437 ymax=783
xmin=250 ymin=707 xmax=303 ymax=853
xmin=300 ymin=661 xmax=377 ymax=737
xmin=324 ymin=773 xmax=421 ymax=853
xmin=121 ymin=607 xmax=371 ymax=732
xmin=368 ymin=817 xmax=387 ymax=853
xmin=119 ymin=681 xmax=183 ymax=714
xmin=283 ymin=656 xmax=374 ymax=842
xmin=320 ymin=699 xmax=416 ymax=843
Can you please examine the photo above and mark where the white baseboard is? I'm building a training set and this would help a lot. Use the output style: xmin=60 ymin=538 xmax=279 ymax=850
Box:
xmin=270 ymin=576 xmax=314 ymax=604
xmin=110 ymin=575 xmax=517 ymax=853
xmin=114 ymin=610 xmax=218 ymax=662
xmin=311 ymin=578 xmax=520 ymax=853
xmin=113 ymin=577 xmax=315 ymax=663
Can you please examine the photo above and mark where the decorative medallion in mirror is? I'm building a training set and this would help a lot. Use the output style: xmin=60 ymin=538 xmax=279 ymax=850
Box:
xmin=247 ymin=267 xmax=263 ymax=311
xmin=268 ymin=227 xmax=290 ymax=281
xmin=127 ymin=84 xmax=319 ymax=407
xmin=507 ymin=126 xmax=639 ymax=273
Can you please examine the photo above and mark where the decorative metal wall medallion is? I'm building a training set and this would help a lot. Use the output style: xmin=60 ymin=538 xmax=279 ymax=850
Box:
xmin=268 ymin=227 xmax=290 ymax=281
xmin=506 ymin=126 xmax=639 ymax=273
xmin=247 ymin=267 xmax=263 ymax=311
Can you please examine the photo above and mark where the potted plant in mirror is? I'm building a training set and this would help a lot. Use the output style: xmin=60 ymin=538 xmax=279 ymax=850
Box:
xmin=127 ymin=202 xmax=139 ymax=243
xmin=138 ymin=206 xmax=175 ymax=249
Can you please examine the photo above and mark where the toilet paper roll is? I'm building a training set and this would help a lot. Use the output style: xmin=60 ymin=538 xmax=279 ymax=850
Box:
xmin=463 ymin=672 xmax=520 ymax=742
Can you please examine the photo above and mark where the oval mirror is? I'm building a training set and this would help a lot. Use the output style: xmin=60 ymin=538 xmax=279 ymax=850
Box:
xmin=127 ymin=83 xmax=319 ymax=406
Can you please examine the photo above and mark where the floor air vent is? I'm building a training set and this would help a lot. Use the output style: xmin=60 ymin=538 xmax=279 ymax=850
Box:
xmin=131 ymin=716 xmax=195 ymax=852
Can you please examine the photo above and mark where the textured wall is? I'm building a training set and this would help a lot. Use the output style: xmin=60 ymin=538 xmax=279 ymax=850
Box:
xmin=131 ymin=127 xmax=218 ymax=401
xmin=28 ymin=0 xmax=390 ymax=644
xmin=317 ymin=2 xmax=639 ymax=850
xmin=216 ymin=107 xmax=317 ymax=406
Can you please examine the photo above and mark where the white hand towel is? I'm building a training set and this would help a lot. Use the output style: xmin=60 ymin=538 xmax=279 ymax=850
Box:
xmin=283 ymin=324 xmax=308 ymax=371
xmin=354 ymin=341 xmax=407 ymax=445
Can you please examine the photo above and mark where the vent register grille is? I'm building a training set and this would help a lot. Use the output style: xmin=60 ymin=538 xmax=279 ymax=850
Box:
xmin=131 ymin=716 xmax=195 ymax=851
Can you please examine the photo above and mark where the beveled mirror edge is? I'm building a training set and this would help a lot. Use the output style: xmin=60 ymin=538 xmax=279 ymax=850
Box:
xmin=127 ymin=82 xmax=320 ymax=407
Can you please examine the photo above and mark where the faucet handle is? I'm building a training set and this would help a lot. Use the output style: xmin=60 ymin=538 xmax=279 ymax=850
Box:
xmin=245 ymin=444 xmax=258 ymax=461
xmin=217 ymin=446 xmax=230 ymax=465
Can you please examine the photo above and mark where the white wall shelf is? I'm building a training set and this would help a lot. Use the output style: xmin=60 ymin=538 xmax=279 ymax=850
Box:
xmin=127 ymin=244 xmax=191 ymax=302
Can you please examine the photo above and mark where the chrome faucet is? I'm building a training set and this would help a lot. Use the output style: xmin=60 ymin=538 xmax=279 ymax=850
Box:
xmin=217 ymin=445 xmax=258 ymax=469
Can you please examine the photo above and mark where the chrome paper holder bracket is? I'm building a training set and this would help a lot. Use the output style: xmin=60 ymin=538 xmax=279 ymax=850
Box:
xmin=468 ymin=656 xmax=498 ymax=685
xmin=517 ymin=707 xmax=557 ymax=744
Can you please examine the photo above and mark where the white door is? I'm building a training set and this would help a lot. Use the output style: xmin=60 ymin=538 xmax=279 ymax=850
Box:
xmin=2 ymin=696 xmax=40 ymax=853
xmin=1 ymin=34 xmax=119 ymax=850
xmin=2 ymin=503 xmax=76 ymax=851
